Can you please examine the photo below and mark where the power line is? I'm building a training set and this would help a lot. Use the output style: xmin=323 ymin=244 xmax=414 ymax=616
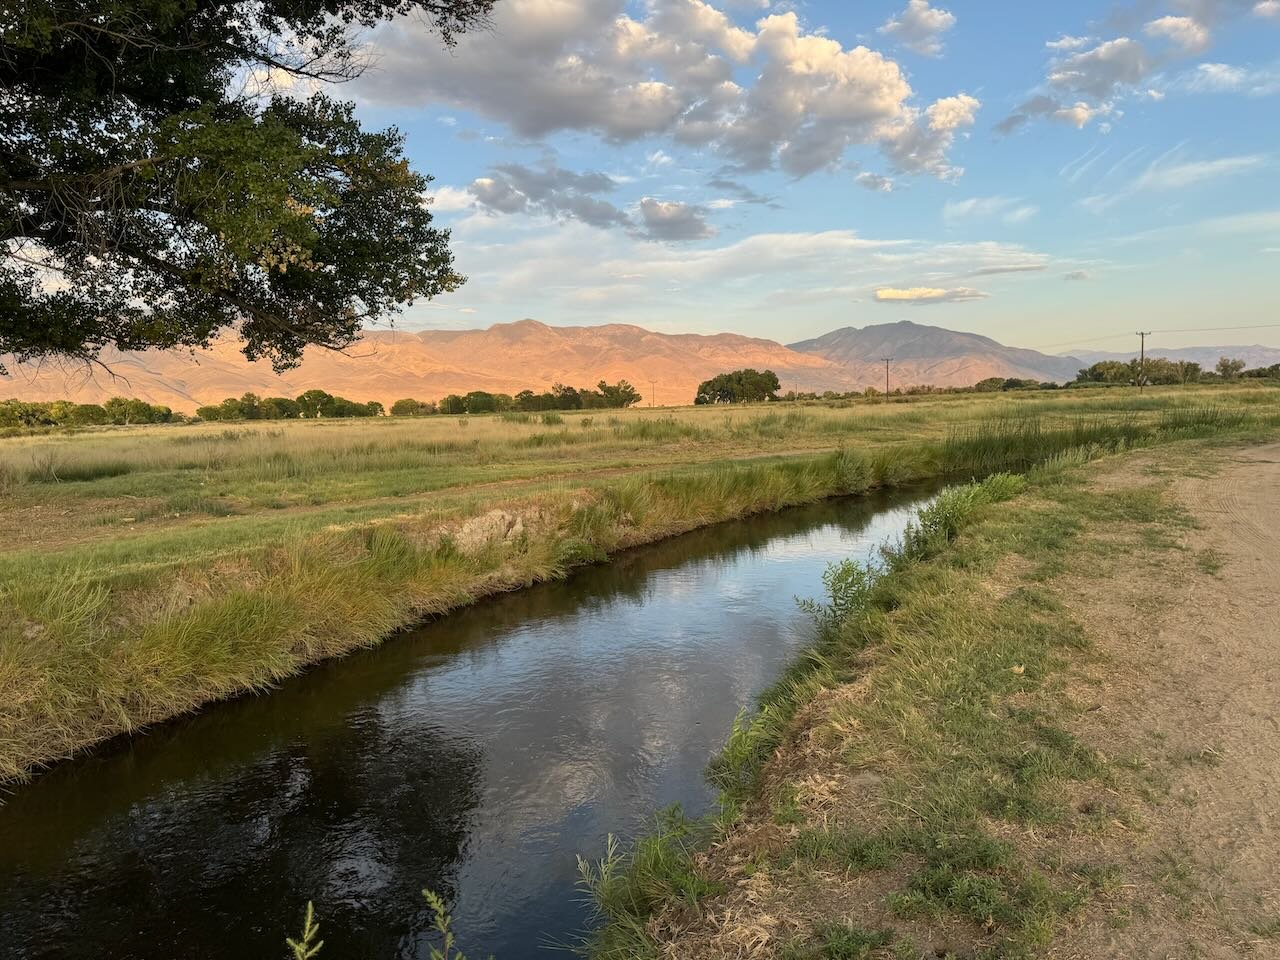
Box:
xmin=1033 ymin=322 xmax=1280 ymax=352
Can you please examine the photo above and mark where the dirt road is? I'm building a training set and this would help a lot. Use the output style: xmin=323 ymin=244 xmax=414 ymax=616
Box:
xmin=1058 ymin=443 xmax=1280 ymax=958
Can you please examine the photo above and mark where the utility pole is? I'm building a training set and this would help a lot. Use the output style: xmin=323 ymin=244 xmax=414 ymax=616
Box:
xmin=879 ymin=357 xmax=894 ymax=398
xmin=1135 ymin=331 xmax=1151 ymax=394
xmin=649 ymin=379 xmax=656 ymax=408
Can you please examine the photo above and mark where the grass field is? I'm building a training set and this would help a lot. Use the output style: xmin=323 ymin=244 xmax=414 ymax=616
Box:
xmin=3 ymin=384 xmax=1279 ymax=783
xmin=578 ymin=433 xmax=1280 ymax=959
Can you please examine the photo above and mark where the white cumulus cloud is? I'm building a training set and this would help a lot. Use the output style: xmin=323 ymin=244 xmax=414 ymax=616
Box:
xmin=353 ymin=0 xmax=978 ymax=183
xmin=1046 ymin=35 xmax=1091 ymax=50
xmin=1144 ymin=15 xmax=1210 ymax=52
xmin=879 ymin=0 xmax=957 ymax=57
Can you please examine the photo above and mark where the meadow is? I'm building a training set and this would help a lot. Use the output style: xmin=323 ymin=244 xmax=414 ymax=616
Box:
xmin=578 ymin=423 xmax=1280 ymax=959
xmin=3 ymin=383 xmax=1279 ymax=783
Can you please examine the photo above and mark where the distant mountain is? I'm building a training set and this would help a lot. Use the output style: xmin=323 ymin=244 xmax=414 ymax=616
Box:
xmin=1068 ymin=345 xmax=1280 ymax=370
xmin=0 ymin=319 xmax=861 ymax=411
xmin=789 ymin=320 xmax=1084 ymax=386
xmin=10 ymin=318 xmax=1270 ymax=414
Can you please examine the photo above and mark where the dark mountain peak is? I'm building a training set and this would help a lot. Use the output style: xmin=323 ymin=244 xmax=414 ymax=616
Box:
xmin=789 ymin=321 xmax=1082 ymax=383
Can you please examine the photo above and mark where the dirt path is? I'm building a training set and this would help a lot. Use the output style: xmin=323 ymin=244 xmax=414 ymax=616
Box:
xmin=631 ymin=439 xmax=1280 ymax=960
xmin=1057 ymin=443 xmax=1280 ymax=958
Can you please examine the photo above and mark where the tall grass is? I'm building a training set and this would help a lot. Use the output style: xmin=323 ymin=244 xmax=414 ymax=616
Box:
xmin=577 ymin=811 xmax=719 ymax=960
xmin=2 ymin=390 xmax=1275 ymax=783
xmin=706 ymin=473 xmax=1027 ymax=808
xmin=579 ymin=474 xmax=1030 ymax=958
xmin=579 ymin=455 xmax=1208 ymax=957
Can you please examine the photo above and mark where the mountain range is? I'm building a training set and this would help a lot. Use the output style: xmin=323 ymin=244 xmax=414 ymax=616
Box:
xmin=3 ymin=319 xmax=1275 ymax=412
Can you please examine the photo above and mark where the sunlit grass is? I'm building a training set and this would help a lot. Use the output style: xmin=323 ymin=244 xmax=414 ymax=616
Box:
xmin=581 ymin=437 xmax=1238 ymax=958
xmin=1 ymin=384 xmax=1277 ymax=783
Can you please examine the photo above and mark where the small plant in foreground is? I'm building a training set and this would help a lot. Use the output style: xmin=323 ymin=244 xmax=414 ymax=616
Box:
xmin=781 ymin=922 xmax=894 ymax=959
xmin=422 ymin=888 xmax=493 ymax=960
xmin=286 ymin=902 xmax=323 ymax=959
xmin=797 ymin=558 xmax=876 ymax=638
xmin=285 ymin=891 xmax=490 ymax=960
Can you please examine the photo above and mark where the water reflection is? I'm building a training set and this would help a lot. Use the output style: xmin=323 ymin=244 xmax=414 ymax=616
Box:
xmin=0 ymin=487 xmax=935 ymax=959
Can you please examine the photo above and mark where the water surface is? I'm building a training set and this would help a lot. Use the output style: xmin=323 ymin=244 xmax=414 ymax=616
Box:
xmin=0 ymin=488 xmax=933 ymax=959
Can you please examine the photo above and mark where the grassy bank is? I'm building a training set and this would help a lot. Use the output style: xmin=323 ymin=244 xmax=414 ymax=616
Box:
xmin=3 ymin=388 xmax=1278 ymax=784
xmin=578 ymin=430 xmax=1278 ymax=959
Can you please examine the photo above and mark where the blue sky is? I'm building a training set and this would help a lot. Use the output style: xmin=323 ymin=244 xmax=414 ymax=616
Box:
xmin=346 ymin=0 xmax=1280 ymax=354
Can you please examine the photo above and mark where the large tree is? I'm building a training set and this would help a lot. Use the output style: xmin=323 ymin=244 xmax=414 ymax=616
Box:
xmin=1 ymin=0 xmax=494 ymax=372
xmin=694 ymin=369 xmax=781 ymax=404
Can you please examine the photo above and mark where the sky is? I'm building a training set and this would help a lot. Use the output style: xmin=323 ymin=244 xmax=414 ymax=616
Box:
xmin=343 ymin=0 xmax=1280 ymax=355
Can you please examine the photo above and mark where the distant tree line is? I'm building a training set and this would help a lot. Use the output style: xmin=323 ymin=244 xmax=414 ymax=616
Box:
xmin=1242 ymin=362 xmax=1280 ymax=379
xmin=694 ymin=369 xmax=782 ymax=404
xmin=771 ymin=356 xmax=1280 ymax=404
xmin=1 ymin=397 xmax=176 ymax=428
xmin=423 ymin=380 xmax=643 ymax=416
xmin=195 ymin=391 xmax=384 ymax=421
xmin=1074 ymin=356 xmax=1278 ymax=386
xmin=778 ymin=379 xmax=1061 ymax=402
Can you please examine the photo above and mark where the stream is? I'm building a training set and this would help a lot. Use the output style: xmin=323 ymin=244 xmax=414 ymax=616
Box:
xmin=0 ymin=486 xmax=936 ymax=959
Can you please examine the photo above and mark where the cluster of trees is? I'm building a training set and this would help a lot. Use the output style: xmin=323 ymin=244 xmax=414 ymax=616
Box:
xmin=424 ymin=380 xmax=643 ymax=416
xmin=1 ymin=378 xmax=647 ymax=429
xmin=1075 ymin=356 xmax=1280 ymax=386
xmin=694 ymin=369 xmax=782 ymax=404
xmin=390 ymin=399 xmax=438 ymax=417
xmin=196 ymin=391 xmax=384 ymax=421
xmin=1076 ymin=358 xmax=1206 ymax=385
xmin=0 ymin=397 xmax=176 ymax=428
xmin=972 ymin=377 xmax=1059 ymax=392
xmin=1243 ymin=362 xmax=1280 ymax=379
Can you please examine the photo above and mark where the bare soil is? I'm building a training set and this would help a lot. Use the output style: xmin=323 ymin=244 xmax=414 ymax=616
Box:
xmin=1051 ymin=443 xmax=1280 ymax=958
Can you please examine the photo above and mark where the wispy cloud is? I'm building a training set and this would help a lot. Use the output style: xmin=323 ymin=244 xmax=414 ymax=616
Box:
xmin=1132 ymin=154 xmax=1266 ymax=190
xmin=1080 ymin=151 xmax=1267 ymax=212
xmin=1170 ymin=61 xmax=1280 ymax=96
xmin=944 ymin=196 xmax=1039 ymax=224
xmin=1059 ymin=144 xmax=1108 ymax=182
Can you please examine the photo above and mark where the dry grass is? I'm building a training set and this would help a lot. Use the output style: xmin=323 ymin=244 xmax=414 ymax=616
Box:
xmin=3 ymin=386 xmax=1278 ymax=787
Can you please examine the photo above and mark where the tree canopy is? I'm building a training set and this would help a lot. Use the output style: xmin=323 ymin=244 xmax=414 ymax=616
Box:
xmin=1 ymin=396 xmax=172 ymax=428
xmin=424 ymin=380 xmax=643 ymax=415
xmin=1216 ymin=357 xmax=1246 ymax=380
xmin=1075 ymin=358 xmax=1204 ymax=386
xmin=196 ymin=389 xmax=380 ymax=420
xmin=694 ymin=369 xmax=781 ymax=404
xmin=1 ymin=0 xmax=494 ymax=372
